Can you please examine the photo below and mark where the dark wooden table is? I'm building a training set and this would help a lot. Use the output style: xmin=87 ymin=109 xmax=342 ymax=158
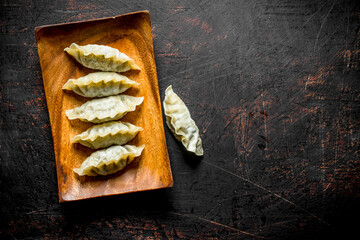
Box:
xmin=1 ymin=0 xmax=359 ymax=239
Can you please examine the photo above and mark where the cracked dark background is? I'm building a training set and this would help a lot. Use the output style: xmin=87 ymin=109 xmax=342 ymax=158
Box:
xmin=1 ymin=0 xmax=359 ymax=239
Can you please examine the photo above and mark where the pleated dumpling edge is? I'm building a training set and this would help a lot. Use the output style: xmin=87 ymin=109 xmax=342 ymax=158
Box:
xmin=65 ymin=95 xmax=144 ymax=123
xmin=163 ymin=85 xmax=203 ymax=156
xmin=71 ymin=121 xmax=143 ymax=149
xmin=62 ymin=72 xmax=139 ymax=98
xmin=73 ymin=144 xmax=145 ymax=176
xmin=64 ymin=43 xmax=140 ymax=72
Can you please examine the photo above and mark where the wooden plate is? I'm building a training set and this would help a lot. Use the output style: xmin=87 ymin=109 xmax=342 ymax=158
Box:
xmin=35 ymin=11 xmax=173 ymax=202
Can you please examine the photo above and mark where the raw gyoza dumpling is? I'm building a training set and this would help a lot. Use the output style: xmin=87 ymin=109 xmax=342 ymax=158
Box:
xmin=64 ymin=43 xmax=140 ymax=72
xmin=73 ymin=144 xmax=145 ymax=176
xmin=163 ymin=85 xmax=203 ymax=156
xmin=65 ymin=95 xmax=144 ymax=123
xmin=71 ymin=121 xmax=143 ymax=149
xmin=62 ymin=72 xmax=139 ymax=98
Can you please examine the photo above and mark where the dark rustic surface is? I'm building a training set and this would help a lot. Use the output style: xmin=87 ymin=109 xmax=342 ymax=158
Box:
xmin=1 ymin=0 xmax=359 ymax=239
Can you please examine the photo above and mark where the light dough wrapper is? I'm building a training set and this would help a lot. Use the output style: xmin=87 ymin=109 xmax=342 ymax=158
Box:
xmin=64 ymin=43 xmax=140 ymax=72
xmin=74 ymin=144 xmax=145 ymax=176
xmin=65 ymin=95 xmax=144 ymax=123
xmin=163 ymin=85 xmax=203 ymax=156
xmin=71 ymin=121 xmax=143 ymax=149
xmin=62 ymin=72 xmax=138 ymax=98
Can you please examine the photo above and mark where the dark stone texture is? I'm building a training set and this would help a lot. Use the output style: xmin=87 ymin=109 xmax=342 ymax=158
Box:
xmin=1 ymin=0 xmax=359 ymax=239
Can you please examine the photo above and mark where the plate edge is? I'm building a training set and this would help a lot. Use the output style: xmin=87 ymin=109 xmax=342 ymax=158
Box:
xmin=34 ymin=10 xmax=150 ymax=33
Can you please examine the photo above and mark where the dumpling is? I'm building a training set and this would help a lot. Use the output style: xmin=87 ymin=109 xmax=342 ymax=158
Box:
xmin=64 ymin=43 xmax=140 ymax=72
xmin=163 ymin=85 xmax=203 ymax=156
xmin=73 ymin=144 xmax=145 ymax=176
xmin=71 ymin=121 xmax=143 ymax=149
xmin=62 ymin=72 xmax=139 ymax=98
xmin=65 ymin=95 xmax=144 ymax=123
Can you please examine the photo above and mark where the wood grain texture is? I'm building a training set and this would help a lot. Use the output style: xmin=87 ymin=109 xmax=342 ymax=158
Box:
xmin=1 ymin=0 xmax=359 ymax=239
xmin=35 ymin=11 xmax=173 ymax=202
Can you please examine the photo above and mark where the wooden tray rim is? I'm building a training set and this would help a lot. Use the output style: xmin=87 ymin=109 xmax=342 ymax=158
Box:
xmin=34 ymin=10 xmax=174 ymax=202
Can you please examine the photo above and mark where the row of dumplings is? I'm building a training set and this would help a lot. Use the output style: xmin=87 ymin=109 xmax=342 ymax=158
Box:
xmin=63 ymin=43 xmax=144 ymax=177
